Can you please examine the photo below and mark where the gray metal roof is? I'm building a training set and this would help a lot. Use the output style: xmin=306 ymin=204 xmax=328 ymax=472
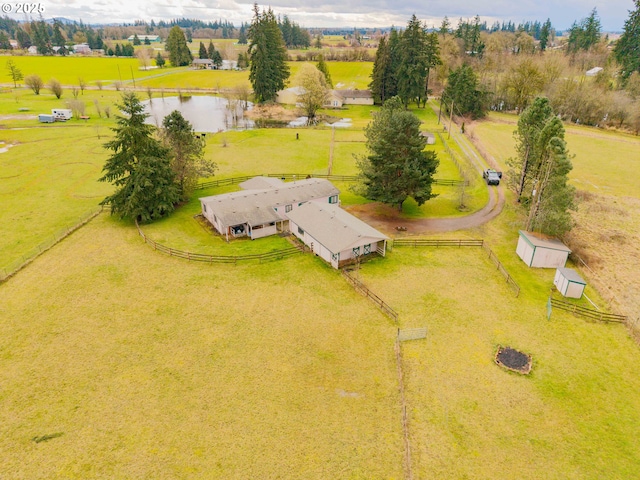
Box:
xmin=287 ymin=202 xmax=389 ymax=253
xmin=200 ymin=178 xmax=340 ymax=228
xmin=557 ymin=267 xmax=586 ymax=284
xmin=335 ymin=89 xmax=373 ymax=99
xmin=519 ymin=230 xmax=571 ymax=253
xmin=239 ymin=176 xmax=285 ymax=191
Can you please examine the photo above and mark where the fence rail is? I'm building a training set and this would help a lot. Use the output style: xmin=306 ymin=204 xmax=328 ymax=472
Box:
xmin=550 ymin=298 xmax=626 ymax=323
xmin=1 ymin=206 xmax=103 ymax=283
xmin=196 ymin=173 xmax=466 ymax=190
xmin=136 ymin=222 xmax=303 ymax=264
xmin=342 ymin=268 xmax=398 ymax=323
xmin=481 ymin=244 xmax=521 ymax=297
xmin=392 ymin=238 xmax=520 ymax=297
xmin=393 ymin=238 xmax=484 ymax=248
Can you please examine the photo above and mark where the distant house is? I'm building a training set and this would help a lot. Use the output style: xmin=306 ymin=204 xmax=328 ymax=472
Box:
xmin=287 ymin=202 xmax=389 ymax=268
xmin=516 ymin=230 xmax=571 ymax=268
xmin=334 ymin=89 xmax=374 ymax=106
xmin=586 ymin=67 xmax=603 ymax=76
xmin=276 ymin=87 xmax=374 ymax=107
xmin=276 ymin=86 xmax=306 ymax=105
xmin=73 ymin=43 xmax=92 ymax=54
xmin=9 ymin=40 xmax=18 ymax=49
xmin=127 ymin=34 xmax=161 ymax=43
xmin=27 ymin=45 xmax=38 ymax=55
xmin=192 ymin=58 xmax=214 ymax=69
xmin=200 ymin=178 xmax=340 ymax=241
xmin=221 ymin=60 xmax=237 ymax=70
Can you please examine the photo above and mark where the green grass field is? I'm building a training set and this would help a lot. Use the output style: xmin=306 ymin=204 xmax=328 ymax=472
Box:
xmin=3 ymin=57 xmax=640 ymax=478
xmin=2 ymin=56 xmax=162 ymax=87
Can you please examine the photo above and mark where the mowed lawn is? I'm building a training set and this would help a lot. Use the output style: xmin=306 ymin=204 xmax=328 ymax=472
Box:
xmin=0 ymin=214 xmax=403 ymax=479
xmin=359 ymin=247 xmax=640 ymax=478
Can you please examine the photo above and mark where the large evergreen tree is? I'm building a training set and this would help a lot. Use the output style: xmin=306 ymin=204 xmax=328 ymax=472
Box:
xmin=198 ymin=41 xmax=207 ymax=59
xmin=369 ymin=29 xmax=402 ymax=105
xmin=165 ymin=26 xmax=193 ymax=67
xmin=442 ymin=64 xmax=486 ymax=118
xmin=316 ymin=53 xmax=332 ymax=88
xmin=52 ymin=21 xmax=67 ymax=56
xmin=567 ymin=8 xmax=601 ymax=53
xmin=508 ymin=96 xmax=554 ymax=202
xmin=397 ymin=15 xmax=429 ymax=108
xmin=614 ymin=0 xmax=640 ymax=80
xmin=99 ymin=92 xmax=179 ymax=222
xmin=248 ymin=4 xmax=290 ymax=103
xmin=356 ymin=96 xmax=439 ymax=211
xmin=31 ymin=20 xmax=52 ymax=55
xmin=509 ymin=97 xmax=576 ymax=236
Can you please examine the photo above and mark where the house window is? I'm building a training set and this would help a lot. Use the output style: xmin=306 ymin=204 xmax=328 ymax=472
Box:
xmin=332 ymin=252 xmax=340 ymax=262
xmin=329 ymin=195 xmax=338 ymax=204
xmin=298 ymin=226 xmax=304 ymax=235
xmin=352 ymin=246 xmax=360 ymax=257
xmin=364 ymin=244 xmax=371 ymax=254
xmin=285 ymin=204 xmax=292 ymax=213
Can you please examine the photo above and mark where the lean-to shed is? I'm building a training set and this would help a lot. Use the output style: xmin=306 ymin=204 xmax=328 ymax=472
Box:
xmin=554 ymin=268 xmax=586 ymax=299
xmin=516 ymin=230 xmax=571 ymax=268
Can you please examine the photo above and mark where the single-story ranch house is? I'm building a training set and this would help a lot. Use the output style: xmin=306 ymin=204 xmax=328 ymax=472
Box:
xmin=287 ymin=202 xmax=388 ymax=268
xmin=199 ymin=177 xmax=388 ymax=267
xmin=276 ymin=88 xmax=374 ymax=108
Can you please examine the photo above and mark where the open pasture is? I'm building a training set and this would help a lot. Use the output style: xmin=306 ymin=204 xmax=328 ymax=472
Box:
xmin=361 ymin=246 xmax=640 ymax=479
xmin=1 ymin=56 xmax=162 ymax=87
xmin=0 ymin=215 xmax=403 ymax=478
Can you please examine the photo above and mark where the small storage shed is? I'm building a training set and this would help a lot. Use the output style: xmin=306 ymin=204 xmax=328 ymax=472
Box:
xmin=516 ymin=230 xmax=571 ymax=268
xmin=554 ymin=268 xmax=586 ymax=299
xmin=420 ymin=131 xmax=436 ymax=145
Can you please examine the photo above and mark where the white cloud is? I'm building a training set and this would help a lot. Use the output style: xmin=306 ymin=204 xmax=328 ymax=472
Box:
xmin=5 ymin=0 xmax=633 ymax=31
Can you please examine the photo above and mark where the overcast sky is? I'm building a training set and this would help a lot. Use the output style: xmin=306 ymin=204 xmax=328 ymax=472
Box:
xmin=6 ymin=0 xmax=635 ymax=31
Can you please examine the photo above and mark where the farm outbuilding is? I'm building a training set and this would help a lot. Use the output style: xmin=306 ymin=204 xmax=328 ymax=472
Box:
xmin=554 ymin=268 xmax=586 ymax=299
xmin=287 ymin=202 xmax=389 ymax=269
xmin=516 ymin=230 xmax=571 ymax=268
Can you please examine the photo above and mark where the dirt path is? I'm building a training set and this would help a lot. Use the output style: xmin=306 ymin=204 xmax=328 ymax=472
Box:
xmin=345 ymin=106 xmax=506 ymax=237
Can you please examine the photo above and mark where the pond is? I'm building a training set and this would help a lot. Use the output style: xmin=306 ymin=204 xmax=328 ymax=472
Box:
xmin=142 ymin=95 xmax=253 ymax=133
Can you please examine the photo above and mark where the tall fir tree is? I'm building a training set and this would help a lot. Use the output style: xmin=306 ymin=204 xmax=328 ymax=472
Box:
xmin=356 ymin=96 xmax=439 ymax=211
xmin=248 ymin=4 xmax=290 ymax=103
xmin=369 ymin=35 xmax=391 ymax=105
xmin=397 ymin=15 xmax=429 ymax=108
xmin=442 ymin=64 xmax=486 ymax=118
xmin=614 ymin=0 xmax=640 ymax=80
xmin=316 ymin=53 xmax=332 ymax=88
xmin=198 ymin=41 xmax=207 ymax=59
xmin=99 ymin=92 xmax=179 ymax=222
xmin=166 ymin=26 xmax=193 ymax=67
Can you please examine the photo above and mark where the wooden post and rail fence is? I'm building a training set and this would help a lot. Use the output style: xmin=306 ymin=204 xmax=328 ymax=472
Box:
xmin=392 ymin=238 xmax=521 ymax=297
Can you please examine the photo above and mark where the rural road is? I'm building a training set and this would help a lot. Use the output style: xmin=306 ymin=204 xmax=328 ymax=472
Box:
xmin=345 ymin=113 xmax=506 ymax=236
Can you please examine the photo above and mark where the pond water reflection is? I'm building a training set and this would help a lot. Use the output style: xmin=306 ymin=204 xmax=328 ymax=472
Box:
xmin=142 ymin=95 xmax=253 ymax=133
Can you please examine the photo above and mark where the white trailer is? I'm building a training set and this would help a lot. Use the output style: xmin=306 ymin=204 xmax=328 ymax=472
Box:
xmin=52 ymin=109 xmax=72 ymax=121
